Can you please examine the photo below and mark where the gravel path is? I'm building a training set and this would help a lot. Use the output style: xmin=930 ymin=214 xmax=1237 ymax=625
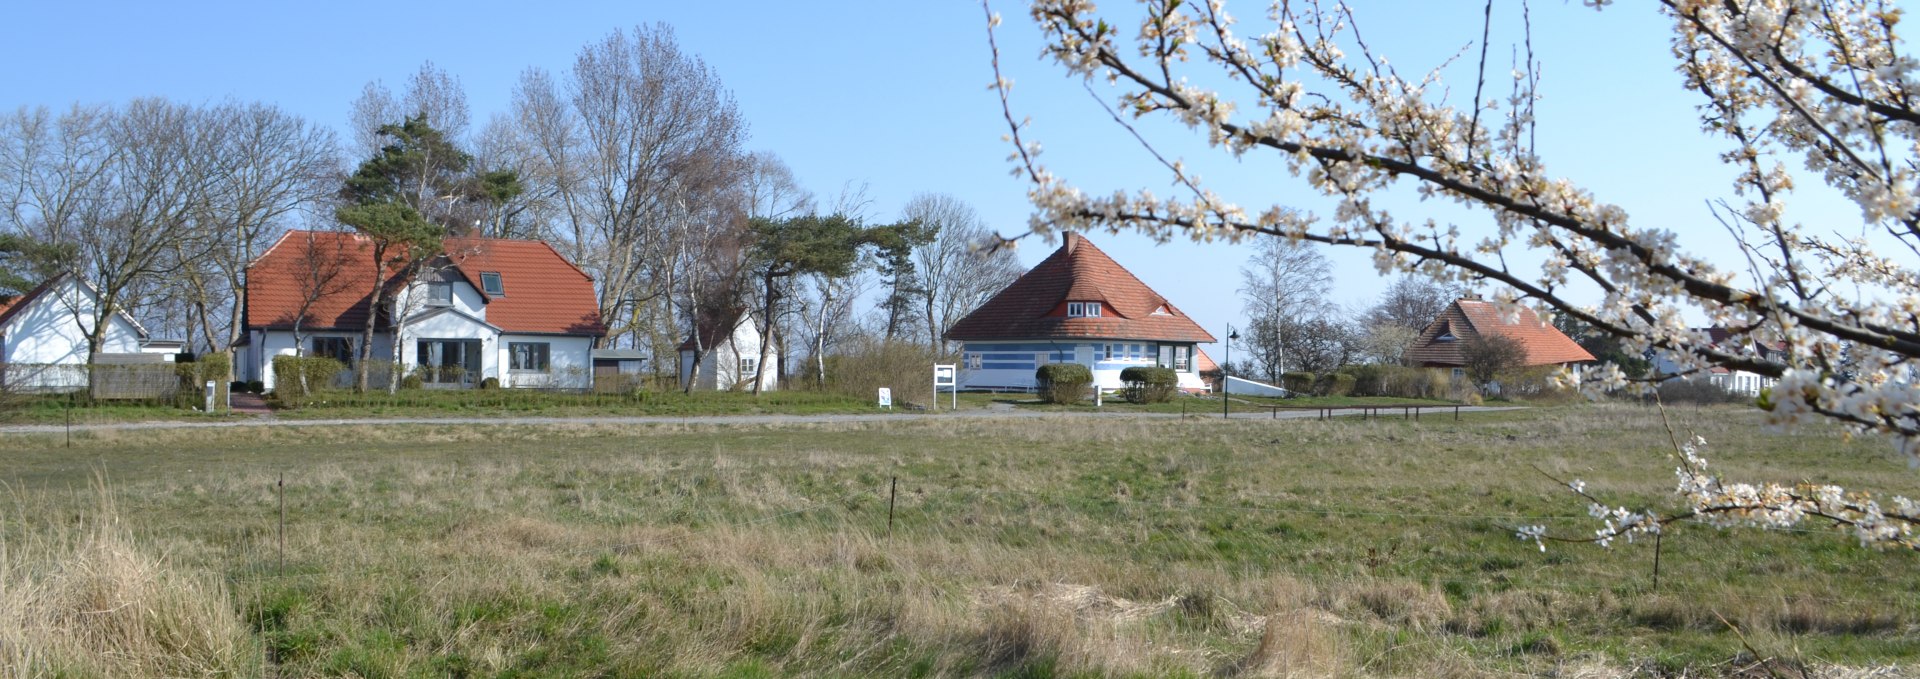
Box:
xmin=0 ymin=405 xmax=1524 ymax=436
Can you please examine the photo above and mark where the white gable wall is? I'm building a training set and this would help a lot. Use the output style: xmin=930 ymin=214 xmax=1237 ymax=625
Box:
xmin=1 ymin=277 xmax=149 ymax=391
xmin=677 ymin=317 xmax=777 ymax=391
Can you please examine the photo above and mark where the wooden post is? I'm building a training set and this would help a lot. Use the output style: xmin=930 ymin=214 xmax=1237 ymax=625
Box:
xmin=1652 ymin=529 xmax=1664 ymax=592
xmin=1454 ymin=404 xmax=1461 ymax=421
xmin=277 ymin=473 xmax=286 ymax=578
xmin=64 ymin=396 xmax=72 ymax=448
xmin=887 ymin=476 xmax=897 ymax=538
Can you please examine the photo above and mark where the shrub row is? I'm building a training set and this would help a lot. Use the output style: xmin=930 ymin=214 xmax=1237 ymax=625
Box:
xmin=271 ymin=355 xmax=346 ymax=402
xmin=1118 ymin=366 xmax=1178 ymax=404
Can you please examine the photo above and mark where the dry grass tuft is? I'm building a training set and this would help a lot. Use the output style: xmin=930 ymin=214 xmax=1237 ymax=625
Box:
xmin=1 ymin=503 xmax=255 ymax=678
xmin=1221 ymin=614 xmax=1353 ymax=678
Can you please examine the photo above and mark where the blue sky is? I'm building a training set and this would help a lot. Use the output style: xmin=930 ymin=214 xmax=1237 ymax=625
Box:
xmin=0 ymin=1 xmax=1851 ymax=356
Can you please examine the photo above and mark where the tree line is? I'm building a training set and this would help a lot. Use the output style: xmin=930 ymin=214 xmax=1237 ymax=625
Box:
xmin=0 ymin=23 xmax=1022 ymax=389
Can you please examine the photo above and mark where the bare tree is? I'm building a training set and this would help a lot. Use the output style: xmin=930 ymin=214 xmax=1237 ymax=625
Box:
xmin=349 ymin=62 xmax=471 ymax=158
xmin=1461 ymin=333 xmax=1527 ymax=393
xmin=512 ymin=23 xmax=747 ymax=350
xmin=904 ymin=193 xmax=1023 ymax=351
xmin=1362 ymin=276 xmax=1468 ymax=365
xmin=1239 ymin=238 xmax=1335 ymax=381
xmin=284 ymin=229 xmax=357 ymax=392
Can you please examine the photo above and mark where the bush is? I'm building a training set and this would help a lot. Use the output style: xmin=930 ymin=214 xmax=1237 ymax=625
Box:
xmin=1344 ymin=364 xmax=1387 ymax=396
xmin=1035 ymin=363 xmax=1093 ymax=405
xmin=480 ymin=376 xmax=500 ymax=390
xmin=401 ymin=373 xmax=425 ymax=390
xmin=271 ymin=355 xmax=345 ymax=402
xmin=1320 ymin=373 xmax=1357 ymax=397
xmin=1119 ymin=366 xmax=1178 ymax=403
xmin=171 ymin=353 xmax=232 ymax=410
xmin=245 ymin=381 xmax=264 ymax=394
xmin=1281 ymin=372 xmax=1314 ymax=395
xmin=816 ymin=338 xmax=956 ymax=406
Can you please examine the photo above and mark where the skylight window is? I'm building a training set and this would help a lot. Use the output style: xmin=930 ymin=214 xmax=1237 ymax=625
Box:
xmin=480 ymin=272 xmax=504 ymax=296
xmin=1067 ymin=302 xmax=1101 ymax=317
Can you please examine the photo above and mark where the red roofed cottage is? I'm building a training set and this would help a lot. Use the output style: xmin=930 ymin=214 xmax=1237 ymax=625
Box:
xmin=943 ymin=233 xmax=1216 ymax=392
xmin=1406 ymin=298 xmax=1594 ymax=372
xmin=239 ymin=230 xmax=605 ymax=391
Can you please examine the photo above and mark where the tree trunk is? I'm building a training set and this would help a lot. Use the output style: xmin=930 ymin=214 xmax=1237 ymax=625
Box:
xmin=358 ymin=247 xmax=387 ymax=393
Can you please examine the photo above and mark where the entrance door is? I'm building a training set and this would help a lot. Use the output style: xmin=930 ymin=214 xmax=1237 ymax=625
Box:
xmin=417 ymin=339 xmax=482 ymax=387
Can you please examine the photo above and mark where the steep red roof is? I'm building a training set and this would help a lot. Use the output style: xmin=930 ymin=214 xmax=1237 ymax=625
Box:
xmin=443 ymin=237 xmax=605 ymax=335
xmin=944 ymin=233 xmax=1215 ymax=343
xmin=246 ymin=230 xmax=604 ymax=336
xmin=1407 ymin=299 xmax=1595 ymax=367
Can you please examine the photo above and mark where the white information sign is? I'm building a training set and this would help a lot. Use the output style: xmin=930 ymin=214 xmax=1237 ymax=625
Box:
xmin=933 ymin=363 xmax=958 ymax=411
xmin=877 ymin=387 xmax=893 ymax=410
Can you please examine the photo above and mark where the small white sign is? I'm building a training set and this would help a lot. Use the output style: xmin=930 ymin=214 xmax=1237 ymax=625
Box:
xmin=877 ymin=387 xmax=893 ymax=410
xmin=933 ymin=364 xmax=957 ymax=386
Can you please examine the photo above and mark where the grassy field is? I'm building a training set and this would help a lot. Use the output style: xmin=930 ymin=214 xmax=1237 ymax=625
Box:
xmin=1 ymin=404 xmax=1915 ymax=677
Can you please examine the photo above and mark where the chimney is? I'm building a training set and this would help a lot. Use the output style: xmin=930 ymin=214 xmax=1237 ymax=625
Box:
xmin=1064 ymin=231 xmax=1079 ymax=255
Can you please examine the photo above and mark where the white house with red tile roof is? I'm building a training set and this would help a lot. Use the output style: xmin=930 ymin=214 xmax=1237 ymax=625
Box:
xmin=0 ymin=272 xmax=182 ymax=391
xmin=1406 ymin=298 xmax=1595 ymax=373
xmin=943 ymin=233 xmax=1216 ymax=393
xmin=1649 ymin=327 xmax=1783 ymax=396
xmin=239 ymin=230 xmax=605 ymax=392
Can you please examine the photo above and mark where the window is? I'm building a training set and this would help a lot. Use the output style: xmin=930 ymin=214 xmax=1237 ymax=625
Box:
xmin=1066 ymin=302 xmax=1101 ymax=317
xmin=1085 ymin=303 xmax=1100 ymax=317
xmin=480 ymin=272 xmax=504 ymax=296
xmin=509 ymin=342 xmax=550 ymax=372
xmin=1174 ymin=345 xmax=1191 ymax=371
xmin=427 ymin=281 xmax=453 ymax=307
xmin=739 ymin=356 xmax=759 ymax=375
xmin=311 ymin=337 xmax=354 ymax=366
xmin=967 ymin=353 xmax=982 ymax=370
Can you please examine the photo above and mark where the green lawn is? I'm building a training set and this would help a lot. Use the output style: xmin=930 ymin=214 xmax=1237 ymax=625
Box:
xmin=2 ymin=403 xmax=1915 ymax=677
xmin=269 ymin=387 xmax=884 ymax=420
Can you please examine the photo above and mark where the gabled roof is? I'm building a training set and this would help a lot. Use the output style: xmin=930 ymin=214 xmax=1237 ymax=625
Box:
xmin=1407 ymin=299 xmax=1595 ymax=367
xmin=944 ymin=233 xmax=1214 ymax=343
xmin=245 ymin=230 xmax=605 ymax=336
xmin=442 ymin=236 xmax=606 ymax=336
xmin=0 ymin=272 xmax=153 ymax=340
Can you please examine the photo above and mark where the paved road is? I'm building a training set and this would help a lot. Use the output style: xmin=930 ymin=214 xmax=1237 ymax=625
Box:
xmin=0 ymin=404 xmax=1524 ymax=436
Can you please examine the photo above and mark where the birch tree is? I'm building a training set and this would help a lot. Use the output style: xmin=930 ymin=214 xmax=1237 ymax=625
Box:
xmin=903 ymin=193 xmax=1024 ymax=351
xmin=994 ymin=0 xmax=1920 ymax=548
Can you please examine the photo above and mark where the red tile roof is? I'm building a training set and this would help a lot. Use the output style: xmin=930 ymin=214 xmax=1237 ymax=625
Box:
xmin=1407 ymin=299 xmax=1595 ymax=367
xmin=944 ymin=233 xmax=1215 ymax=343
xmin=443 ymin=237 xmax=605 ymax=336
xmin=246 ymin=230 xmax=604 ymax=336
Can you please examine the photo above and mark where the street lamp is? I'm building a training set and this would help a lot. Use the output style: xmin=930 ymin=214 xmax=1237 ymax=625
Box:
xmin=1223 ymin=325 xmax=1240 ymax=419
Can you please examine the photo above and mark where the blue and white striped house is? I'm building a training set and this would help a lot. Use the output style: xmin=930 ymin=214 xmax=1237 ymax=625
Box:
xmin=943 ymin=233 xmax=1216 ymax=393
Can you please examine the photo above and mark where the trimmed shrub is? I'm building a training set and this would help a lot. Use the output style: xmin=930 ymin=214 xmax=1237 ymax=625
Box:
xmin=480 ymin=376 xmax=500 ymax=390
xmin=245 ymin=381 xmax=265 ymax=394
xmin=271 ymin=355 xmax=345 ymax=402
xmin=1119 ymin=366 xmax=1179 ymax=403
xmin=1321 ymin=373 xmax=1357 ymax=397
xmin=401 ymin=373 xmax=426 ymax=390
xmin=1035 ymin=363 xmax=1093 ymax=405
xmin=1281 ymin=372 xmax=1315 ymax=395
xmin=1344 ymin=364 xmax=1387 ymax=396
xmin=171 ymin=353 xmax=232 ymax=410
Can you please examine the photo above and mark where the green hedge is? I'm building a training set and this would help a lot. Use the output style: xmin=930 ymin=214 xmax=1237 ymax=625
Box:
xmin=272 ymin=355 xmax=345 ymax=402
xmin=1035 ymin=363 xmax=1093 ymax=405
xmin=172 ymin=353 xmax=232 ymax=411
xmin=1320 ymin=373 xmax=1356 ymax=397
xmin=1118 ymin=366 xmax=1178 ymax=403
xmin=1281 ymin=372 xmax=1315 ymax=395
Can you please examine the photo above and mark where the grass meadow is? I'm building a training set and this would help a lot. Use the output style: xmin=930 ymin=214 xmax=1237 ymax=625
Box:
xmin=1 ymin=403 xmax=1915 ymax=677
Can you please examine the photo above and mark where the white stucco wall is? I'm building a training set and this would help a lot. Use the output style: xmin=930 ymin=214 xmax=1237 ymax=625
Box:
xmin=677 ymin=318 xmax=777 ymax=391
xmin=1 ymin=277 xmax=148 ymax=391
xmin=256 ymin=330 xmax=390 ymax=392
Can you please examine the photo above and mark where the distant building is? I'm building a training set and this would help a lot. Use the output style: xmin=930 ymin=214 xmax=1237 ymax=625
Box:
xmin=677 ymin=308 xmax=778 ymax=392
xmin=239 ymin=230 xmax=606 ymax=392
xmin=0 ymin=272 xmax=180 ymax=392
xmin=1649 ymin=327 xmax=1785 ymax=396
xmin=1407 ymin=298 xmax=1594 ymax=376
xmin=943 ymin=233 xmax=1215 ymax=393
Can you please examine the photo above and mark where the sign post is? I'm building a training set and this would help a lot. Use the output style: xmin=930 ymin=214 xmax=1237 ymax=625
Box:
xmin=877 ymin=387 xmax=893 ymax=411
xmin=933 ymin=363 xmax=957 ymax=411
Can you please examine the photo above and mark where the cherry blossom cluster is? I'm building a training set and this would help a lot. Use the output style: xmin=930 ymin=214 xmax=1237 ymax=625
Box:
xmin=990 ymin=0 xmax=1920 ymax=547
xmin=1519 ymin=437 xmax=1917 ymax=550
